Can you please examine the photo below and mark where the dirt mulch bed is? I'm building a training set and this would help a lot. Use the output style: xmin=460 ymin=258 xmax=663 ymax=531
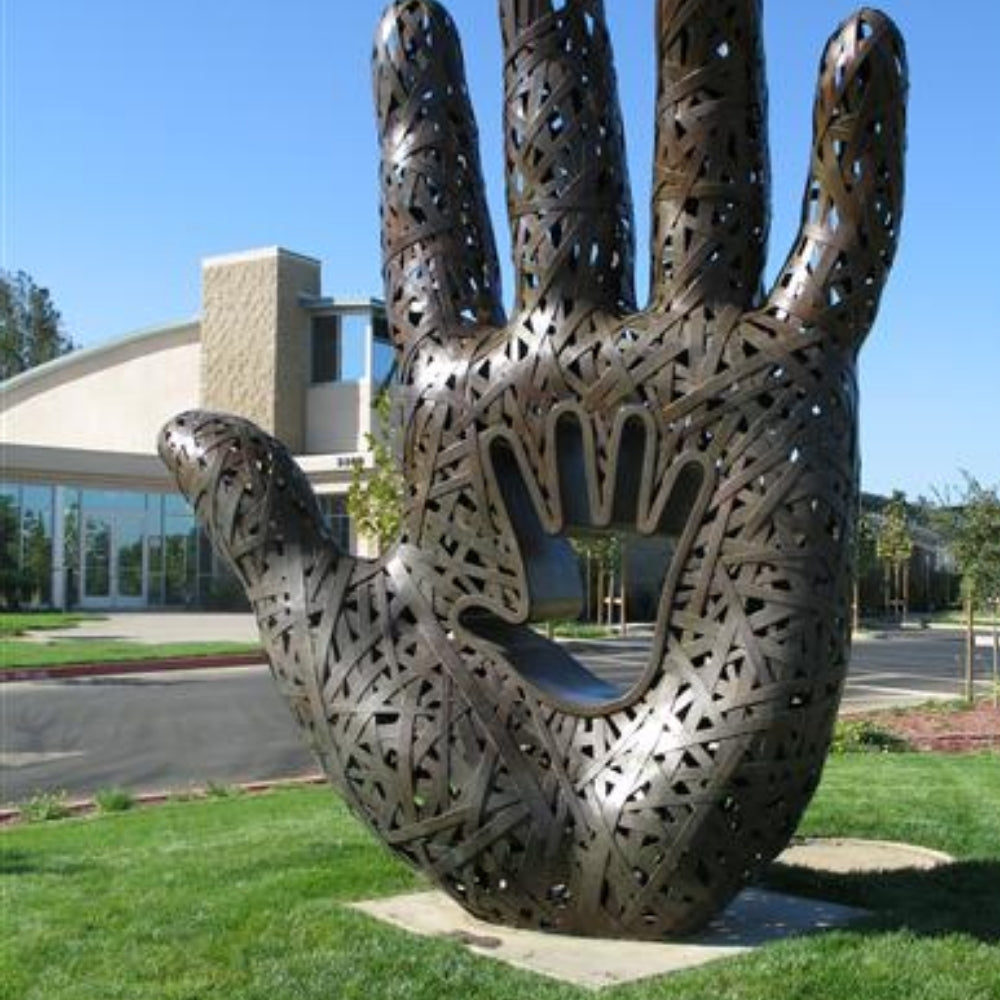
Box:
xmin=860 ymin=701 xmax=1000 ymax=753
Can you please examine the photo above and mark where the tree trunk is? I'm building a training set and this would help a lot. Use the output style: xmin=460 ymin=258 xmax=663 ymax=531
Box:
xmin=993 ymin=598 xmax=999 ymax=709
xmin=852 ymin=578 xmax=860 ymax=635
xmin=964 ymin=592 xmax=976 ymax=704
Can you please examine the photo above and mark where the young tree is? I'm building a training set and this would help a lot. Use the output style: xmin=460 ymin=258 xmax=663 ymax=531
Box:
xmin=346 ymin=390 xmax=405 ymax=554
xmin=875 ymin=491 xmax=913 ymax=622
xmin=0 ymin=270 xmax=74 ymax=379
xmin=852 ymin=511 xmax=879 ymax=632
xmin=934 ymin=476 xmax=1000 ymax=703
xmin=571 ymin=533 xmax=622 ymax=627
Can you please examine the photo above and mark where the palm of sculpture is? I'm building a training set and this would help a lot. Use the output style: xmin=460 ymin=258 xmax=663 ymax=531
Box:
xmin=160 ymin=0 xmax=906 ymax=937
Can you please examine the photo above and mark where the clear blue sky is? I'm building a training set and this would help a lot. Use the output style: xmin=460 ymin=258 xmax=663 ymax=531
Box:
xmin=3 ymin=0 xmax=998 ymax=500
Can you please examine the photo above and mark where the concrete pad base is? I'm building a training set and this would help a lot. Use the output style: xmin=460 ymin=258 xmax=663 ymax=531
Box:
xmin=351 ymin=839 xmax=953 ymax=990
xmin=780 ymin=837 xmax=953 ymax=873
xmin=352 ymin=888 xmax=866 ymax=990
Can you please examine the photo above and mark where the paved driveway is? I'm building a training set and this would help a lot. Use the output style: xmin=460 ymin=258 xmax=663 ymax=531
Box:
xmin=2 ymin=625 xmax=993 ymax=804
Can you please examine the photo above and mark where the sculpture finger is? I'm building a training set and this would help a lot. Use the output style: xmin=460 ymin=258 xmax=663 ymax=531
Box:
xmin=650 ymin=0 xmax=769 ymax=313
xmin=375 ymin=0 xmax=505 ymax=362
xmin=500 ymin=0 xmax=635 ymax=316
xmin=764 ymin=9 xmax=906 ymax=347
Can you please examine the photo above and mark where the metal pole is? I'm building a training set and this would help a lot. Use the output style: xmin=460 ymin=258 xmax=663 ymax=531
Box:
xmin=620 ymin=541 xmax=628 ymax=637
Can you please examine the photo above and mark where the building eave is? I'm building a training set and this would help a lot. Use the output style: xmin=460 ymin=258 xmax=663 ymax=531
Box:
xmin=1 ymin=443 xmax=174 ymax=492
xmin=1 ymin=319 xmax=200 ymax=408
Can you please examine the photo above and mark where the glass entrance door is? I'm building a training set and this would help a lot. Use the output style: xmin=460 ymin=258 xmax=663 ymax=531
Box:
xmin=115 ymin=516 xmax=146 ymax=603
xmin=81 ymin=512 xmax=147 ymax=608
xmin=82 ymin=514 xmax=112 ymax=603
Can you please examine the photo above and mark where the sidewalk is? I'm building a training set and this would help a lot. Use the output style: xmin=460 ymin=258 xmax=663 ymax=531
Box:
xmin=22 ymin=612 xmax=260 ymax=645
xmin=3 ymin=612 xmax=265 ymax=682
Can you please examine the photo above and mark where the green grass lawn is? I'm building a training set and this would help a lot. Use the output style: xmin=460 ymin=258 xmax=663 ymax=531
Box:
xmin=545 ymin=620 xmax=620 ymax=639
xmin=0 ymin=611 xmax=261 ymax=670
xmin=926 ymin=609 xmax=1000 ymax=628
xmin=0 ymin=612 xmax=100 ymax=638
xmin=2 ymin=754 xmax=998 ymax=1000
xmin=0 ymin=639 xmax=263 ymax=670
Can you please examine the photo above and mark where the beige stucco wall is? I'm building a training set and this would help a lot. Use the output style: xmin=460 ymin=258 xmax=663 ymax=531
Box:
xmin=1 ymin=322 xmax=201 ymax=455
xmin=201 ymin=247 xmax=319 ymax=453
xmin=305 ymin=379 xmax=372 ymax=454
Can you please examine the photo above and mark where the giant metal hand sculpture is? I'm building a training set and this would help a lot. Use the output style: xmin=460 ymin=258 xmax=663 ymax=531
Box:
xmin=160 ymin=0 xmax=906 ymax=938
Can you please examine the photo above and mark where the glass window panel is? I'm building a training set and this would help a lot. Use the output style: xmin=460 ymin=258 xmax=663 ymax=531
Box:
xmin=198 ymin=529 xmax=215 ymax=575
xmin=146 ymin=496 xmax=163 ymax=535
xmin=21 ymin=501 xmax=52 ymax=605
xmin=340 ymin=313 xmax=368 ymax=381
xmin=82 ymin=489 xmax=147 ymax=513
xmin=164 ymin=514 xmax=196 ymax=605
xmin=148 ymin=534 xmax=164 ymax=573
xmin=311 ymin=314 xmax=341 ymax=383
xmin=164 ymin=493 xmax=192 ymax=517
xmin=372 ymin=337 xmax=396 ymax=387
xmin=84 ymin=515 xmax=111 ymax=599
xmin=0 ymin=486 xmax=20 ymax=562
xmin=116 ymin=517 xmax=145 ymax=599
xmin=63 ymin=495 xmax=81 ymax=608
xmin=21 ymin=484 xmax=53 ymax=514
xmin=204 ymin=557 xmax=248 ymax=611
xmin=0 ymin=486 xmax=21 ymax=606
xmin=319 ymin=494 xmax=351 ymax=552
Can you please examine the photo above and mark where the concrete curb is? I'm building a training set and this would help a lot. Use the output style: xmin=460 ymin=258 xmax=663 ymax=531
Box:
xmin=0 ymin=652 xmax=267 ymax=683
xmin=0 ymin=773 xmax=325 ymax=825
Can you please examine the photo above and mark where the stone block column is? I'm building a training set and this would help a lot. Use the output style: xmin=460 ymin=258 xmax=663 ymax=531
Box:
xmin=200 ymin=247 xmax=321 ymax=453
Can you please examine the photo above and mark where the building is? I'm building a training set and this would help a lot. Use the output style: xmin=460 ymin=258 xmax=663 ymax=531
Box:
xmin=3 ymin=247 xmax=963 ymax=620
xmin=1 ymin=247 xmax=389 ymax=611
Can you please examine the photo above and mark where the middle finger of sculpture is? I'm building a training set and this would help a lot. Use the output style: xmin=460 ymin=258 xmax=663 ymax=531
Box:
xmin=160 ymin=0 xmax=906 ymax=938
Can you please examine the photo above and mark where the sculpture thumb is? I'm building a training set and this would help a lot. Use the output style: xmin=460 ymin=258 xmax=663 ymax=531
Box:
xmin=157 ymin=411 xmax=353 ymax=721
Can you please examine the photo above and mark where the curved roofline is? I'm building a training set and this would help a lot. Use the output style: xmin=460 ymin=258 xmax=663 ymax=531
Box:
xmin=1 ymin=318 xmax=201 ymax=407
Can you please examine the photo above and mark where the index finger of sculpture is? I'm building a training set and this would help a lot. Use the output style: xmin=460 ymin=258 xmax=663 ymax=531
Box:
xmin=500 ymin=0 xmax=635 ymax=317
xmin=764 ymin=8 xmax=906 ymax=347
xmin=374 ymin=1 xmax=505 ymax=360
xmin=650 ymin=0 xmax=769 ymax=313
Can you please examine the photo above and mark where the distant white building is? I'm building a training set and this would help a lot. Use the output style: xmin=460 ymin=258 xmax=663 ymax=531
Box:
xmin=1 ymin=247 xmax=388 ymax=610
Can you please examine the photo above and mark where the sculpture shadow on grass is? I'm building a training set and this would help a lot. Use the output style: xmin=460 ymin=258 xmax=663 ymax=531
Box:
xmin=762 ymin=859 xmax=1000 ymax=944
xmin=0 ymin=851 xmax=92 ymax=878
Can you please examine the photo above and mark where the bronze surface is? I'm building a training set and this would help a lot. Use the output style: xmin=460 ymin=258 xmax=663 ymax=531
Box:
xmin=160 ymin=0 xmax=907 ymax=937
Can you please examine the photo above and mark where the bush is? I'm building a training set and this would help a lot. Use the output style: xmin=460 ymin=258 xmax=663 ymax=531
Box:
xmin=831 ymin=718 xmax=911 ymax=754
xmin=20 ymin=790 xmax=72 ymax=823
xmin=204 ymin=576 xmax=250 ymax=611
xmin=204 ymin=781 xmax=242 ymax=799
xmin=94 ymin=787 xmax=135 ymax=813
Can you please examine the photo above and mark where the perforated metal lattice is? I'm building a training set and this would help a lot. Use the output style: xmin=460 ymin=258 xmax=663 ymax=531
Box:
xmin=160 ymin=1 xmax=906 ymax=938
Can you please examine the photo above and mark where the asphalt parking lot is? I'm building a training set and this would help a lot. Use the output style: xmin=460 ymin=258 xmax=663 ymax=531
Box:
xmin=2 ymin=618 xmax=994 ymax=803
